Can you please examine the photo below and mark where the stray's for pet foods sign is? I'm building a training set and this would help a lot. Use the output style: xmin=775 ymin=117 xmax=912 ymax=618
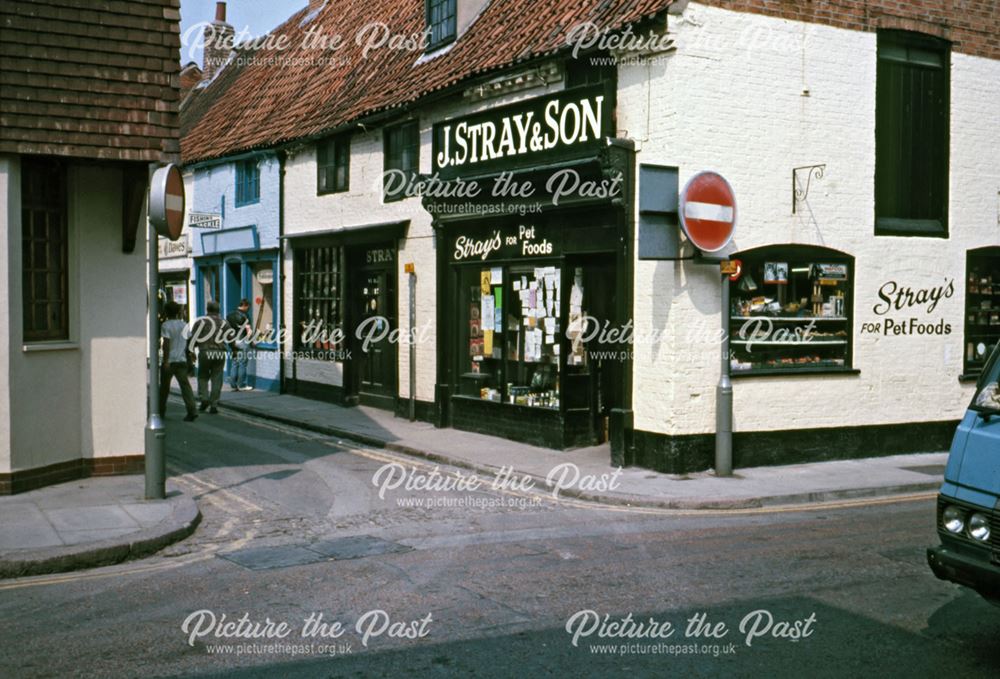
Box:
xmin=432 ymin=84 xmax=615 ymax=180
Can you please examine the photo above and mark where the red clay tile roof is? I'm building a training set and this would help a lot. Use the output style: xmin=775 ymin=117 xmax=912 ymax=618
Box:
xmin=0 ymin=0 xmax=181 ymax=162
xmin=181 ymin=0 xmax=674 ymax=164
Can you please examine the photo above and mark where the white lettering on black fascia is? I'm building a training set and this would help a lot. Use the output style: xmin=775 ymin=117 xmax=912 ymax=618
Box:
xmin=436 ymin=95 xmax=604 ymax=170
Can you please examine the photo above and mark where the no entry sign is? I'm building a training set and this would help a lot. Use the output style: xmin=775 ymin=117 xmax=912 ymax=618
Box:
xmin=679 ymin=171 xmax=736 ymax=253
xmin=149 ymin=164 xmax=185 ymax=241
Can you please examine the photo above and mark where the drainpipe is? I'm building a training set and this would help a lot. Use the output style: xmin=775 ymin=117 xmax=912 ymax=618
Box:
xmin=277 ymin=150 xmax=286 ymax=393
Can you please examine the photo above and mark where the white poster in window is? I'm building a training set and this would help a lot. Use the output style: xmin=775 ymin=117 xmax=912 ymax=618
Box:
xmin=481 ymin=295 xmax=495 ymax=330
xmin=172 ymin=285 xmax=187 ymax=305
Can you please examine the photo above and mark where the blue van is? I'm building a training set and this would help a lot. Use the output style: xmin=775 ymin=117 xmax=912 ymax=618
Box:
xmin=928 ymin=342 xmax=1000 ymax=604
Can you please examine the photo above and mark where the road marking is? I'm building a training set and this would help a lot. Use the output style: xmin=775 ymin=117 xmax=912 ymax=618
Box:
xmin=0 ymin=520 xmax=258 ymax=592
xmin=167 ymin=461 xmax=263 ymax=513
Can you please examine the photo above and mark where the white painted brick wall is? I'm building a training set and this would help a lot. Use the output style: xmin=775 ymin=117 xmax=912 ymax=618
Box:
xmin=282 ymin=80 xmax=571 ymax=402
xmin=621 ymin=3 xmax=1000 ymax=436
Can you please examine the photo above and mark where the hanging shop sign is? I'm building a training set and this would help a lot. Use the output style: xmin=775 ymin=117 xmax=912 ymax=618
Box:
xmin=256 ymin=267 xmax=274 ymax=285
xmin=432 ymin=84 xmax=615 ymax=180
xmin=189 ymin=211 xmax=222 ymax=229
xmin=451 ymin=223 xmax=559 ymax=263
xmin=679 ymin=171 xmax=737 ymax=253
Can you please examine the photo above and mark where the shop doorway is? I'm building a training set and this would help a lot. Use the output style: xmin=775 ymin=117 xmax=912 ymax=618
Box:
xmin=348 ymin=245 xmax=397 ymax=409
xmin=224 ymin=260 xmax=243 ymax=317
xmin=568 ymin=253 xmax=620 ymax=443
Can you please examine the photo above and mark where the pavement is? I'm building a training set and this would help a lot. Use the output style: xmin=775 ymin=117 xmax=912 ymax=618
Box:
xmin=214 ymin=387 xmax=949 ymax=510
xmin=0 ymin=476 xmax=200 ymax=579
xmin=0 ymin=384 xmax=948 ymax=579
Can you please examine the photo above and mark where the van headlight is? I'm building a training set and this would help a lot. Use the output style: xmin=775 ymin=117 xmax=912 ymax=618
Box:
xmin=968 ymin=513 xmax=991 ymax=542
xmin=942 ymin=505 xmax=965 ymax=534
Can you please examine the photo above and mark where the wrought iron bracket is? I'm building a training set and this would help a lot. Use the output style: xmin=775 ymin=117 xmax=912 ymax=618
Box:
xmin=792 ymin=164 xmax=826 ymax=214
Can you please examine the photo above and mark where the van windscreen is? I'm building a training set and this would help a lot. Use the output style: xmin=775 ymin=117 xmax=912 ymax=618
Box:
xmin=972 ymin=345 xmax=1000 ymax=413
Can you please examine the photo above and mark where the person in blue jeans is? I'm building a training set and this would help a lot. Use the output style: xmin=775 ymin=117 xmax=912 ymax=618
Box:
xmin=226 ymin=298 xmax=253 ymax=391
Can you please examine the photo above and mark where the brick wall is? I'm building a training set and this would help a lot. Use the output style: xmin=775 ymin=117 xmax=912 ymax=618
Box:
xmin=281 ymin=80 xmax=569 ymax=403
xmin=190 ymin=154 xmax=281 ymax=254
xmin=696 ymin=0 xmax=1000 ymax=59
xmin=622 ymin=2 xmax=1000 ymax=437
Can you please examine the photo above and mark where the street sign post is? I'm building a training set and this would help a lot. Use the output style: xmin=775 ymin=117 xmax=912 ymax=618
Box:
xmin=146 ymin=164 xmax=185 ymax=500
xmin=680 ymin=171 xmax=738 ymax=477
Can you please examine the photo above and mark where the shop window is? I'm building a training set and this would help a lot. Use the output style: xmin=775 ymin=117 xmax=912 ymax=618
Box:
xmin=456 ymin=262 xmax=597 ymax=410
xmin=875 ymin=30 xmax=950 ymax=237
xmin=317 ymin=134 xmax=349 ymax=194
xmin=565 ymin=58 xmax=615 ymax=89
xmin=964 ymin=248 xmax=1000 ymax=375
xmin=250 ymin=261 xmax=276 ymax=344
xmin=383 ymin=121 xmax=419 ymax=202
xmin=425 ymin=0 xmax=456 ymax=51
xmin=21 ymin=157 xmax=69 ymax=342
xmin=295 ymin=246 xmax=341 ymax=359
xmin=200 ymin=265 xmax=220 ymax=312
xmin=235 ymin=158 xmax=260 ymax=206
xmin=730 ymin=246 xmax=854 ymax=375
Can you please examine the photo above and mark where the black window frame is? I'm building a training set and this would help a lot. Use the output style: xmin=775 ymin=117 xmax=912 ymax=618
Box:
xmin=294 ymin=244 xmax=343 ymax=360
xmin=383 ymin=121 xmax=419 ymax=203
xmin=729 ymin=244 xmax=856 ymax=377
xmin=875 ymin=29 xmax=951 ymax=238
xmin=317 ymin=133 xmax=350 ymax=195
xmin=21 ymin=156 xmax=69 ymax=342
xmin=565 ymin=57 xmax=616 ymax=89
xmin=963 ymin=247 xmax=1000 ymax=377
xmin=425 ymin=0 xmax=457 ymax=52
xmin=235 ymin=158 xmax=260 ymax=207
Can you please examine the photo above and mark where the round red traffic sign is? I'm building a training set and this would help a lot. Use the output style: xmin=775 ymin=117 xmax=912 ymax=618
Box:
xmin=149 ymin=164 xmax=185 ymax=241
xmin=679 ymin=171 xmax=736 ymax=253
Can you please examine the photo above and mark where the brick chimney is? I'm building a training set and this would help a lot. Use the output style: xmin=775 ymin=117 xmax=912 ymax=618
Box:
xmin=202 ymin=2 xmax=234 ymax=81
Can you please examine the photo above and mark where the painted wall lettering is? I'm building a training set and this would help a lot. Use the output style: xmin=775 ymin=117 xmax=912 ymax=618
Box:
xmin=861 ymin=279 xmax=955 ymax=337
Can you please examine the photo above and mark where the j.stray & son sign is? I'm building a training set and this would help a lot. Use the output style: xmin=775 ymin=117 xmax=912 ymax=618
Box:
xmin=432 ymin=84 xmax=615 ymax=180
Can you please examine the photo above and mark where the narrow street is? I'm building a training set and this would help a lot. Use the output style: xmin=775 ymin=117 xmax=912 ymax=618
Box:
xmin=1 ymin=406 xmax=996 ymax=678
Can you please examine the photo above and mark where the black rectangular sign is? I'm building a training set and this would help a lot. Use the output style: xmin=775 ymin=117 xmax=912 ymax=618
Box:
xmin=432 ymin=83 xmax=615 ymax=180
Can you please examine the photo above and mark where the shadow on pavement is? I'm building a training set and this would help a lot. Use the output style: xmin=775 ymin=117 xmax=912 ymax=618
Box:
xmin=181 ymin=593 xmax=1000 ymax=678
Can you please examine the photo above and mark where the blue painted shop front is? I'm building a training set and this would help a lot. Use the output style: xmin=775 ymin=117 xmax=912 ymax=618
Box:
xmin=189 ymin=153 xmax=282 ymax=393
xmin=195 ymin=243 xmax=281 ymax=392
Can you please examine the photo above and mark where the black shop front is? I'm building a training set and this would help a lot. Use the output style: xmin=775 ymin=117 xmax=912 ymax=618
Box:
xmin=424 ymin=83 xmax=635 ymax=451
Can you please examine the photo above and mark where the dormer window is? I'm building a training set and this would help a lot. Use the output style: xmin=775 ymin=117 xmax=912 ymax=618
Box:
xmin=426 ymin=0 xmax=456 ymax=51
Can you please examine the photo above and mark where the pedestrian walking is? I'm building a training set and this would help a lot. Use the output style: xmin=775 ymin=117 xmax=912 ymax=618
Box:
xmin=226 ymin=298 xmax=253 ymax=391
xmin=191 ymin=300 xmax=227 ymax=414
xmin=158 ymin=301 xmax=198 ymax=421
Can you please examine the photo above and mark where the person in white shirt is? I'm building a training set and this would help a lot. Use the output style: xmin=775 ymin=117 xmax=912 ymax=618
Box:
xmin=158 ymin=301 xmax=198 ymax=421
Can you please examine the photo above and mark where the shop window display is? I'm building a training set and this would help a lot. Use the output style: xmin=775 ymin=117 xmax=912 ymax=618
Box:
xmin=964 ymin=248 xmax=1000 ymax=375
xmin=295 ymin=246 xmax=342 ymax=358
xmin=250 ymin=261 xmax=275 ymax=343
xmin=459 ymin=263 xmax=591 ymax=409
xmin=730 ymin=247 xmax=853 ymax=374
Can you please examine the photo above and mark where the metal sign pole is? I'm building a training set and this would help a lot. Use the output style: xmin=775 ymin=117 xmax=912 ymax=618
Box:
xmin=409 ymin=268 xmax=417 ymax=422
xmin=145 ymin=221 xmax=166 ymax=499
xmin=716 ymin=273 xmax=733 ymax=476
